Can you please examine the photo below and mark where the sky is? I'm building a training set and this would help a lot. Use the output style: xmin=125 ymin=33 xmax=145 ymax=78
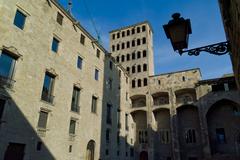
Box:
xmin=59 ymin=0 xmax=233 ymax=80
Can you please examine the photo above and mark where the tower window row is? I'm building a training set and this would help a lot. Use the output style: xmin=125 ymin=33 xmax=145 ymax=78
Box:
xmin=126 ymin=64 xmax=148 ymax=74
xmin=116 ymin=50 xmax=147 ymax=63
xmin=132 ymin=78 xmax=148 ymax=88
xmin=112 ymin=25 xmax=146 ymax=40
xmin=112 ymin=37 xmax=147 ymax=52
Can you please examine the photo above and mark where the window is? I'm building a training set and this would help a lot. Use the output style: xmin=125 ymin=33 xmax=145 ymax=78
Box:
xmin=137 ymin=51 xmax=141 ymax=59
xmin=137 ymin=39 xmax=141 ymax=45
xmin=51 ymin=37 xmax=59 ymax=53
xmin=127 ymin=41 xmax=130 ymax=48
xmin=144 ymin=78 xmax=148 ymax=86
xmin=56 ymin=12 xmax=64 ymax=25
xmin=5 ymin=143 xmax=25 ymax=159
xmin=69 ymin=145 xmax=72 ymax=153
xmin=116 ymin=56 xmax=119 ymax=62
xmin=126 ymin=67 xmax=130 ymax=73
xmin=112 ymin=34 xmax=115 ymax=40
xmin=126 ymin=92 xmax=128 ymax=101
xmin=159 ymin=130 xmax=170 ymax=144
xmin=106 ymin=104 xmax=112 ymax=124
xmin=142 ymin=37 xmax=146 ymax=44
xmin=137 ymin=27 xmax=141 ymax=33
xmin=80 ymin=34 xmax=85 ymax=45
xmin=142 ymin=25 xmax=146 ymax=32
xmin=132 ymin=40 xmax=135 ymax=47
xmin=122 ymin=31 xmax=125 ymax=37
xmin=139 ymin=130 xmax=148 ymax=144
xmin=106 ymin=129 xmax=110 ymax=143
xmin=143 ymin=50 xmax=147 ymax=57
xmin=185 ymin=129 xmax=196 ymax=143
xmin=95 ymin=69 xmax=99 ymax=81
xmin=121 ymin=55 xmax=125 ymax=62
xmin=41 ymin=72 xmax=55 ymax=103
xmin=125 ymin=114 xmax=129 ymax=130
xmin=0 ymin=99 xmax=6 ymax=120
xmin=77 ymin=56 xmax=83 ymax=69
xmin=117 ymin=110 xmax=121 ymax=128
xmin=107 ymin=78 xmax=112 ymax=90
xmin=138 ymin=79 xmax=141 ymax=87
xmin=132 ymin=52 xmax=136 ymax=60
xmin=117 ymin=32 xmax=120 ymax=38
xmin=182 ymin=76 xmax=186 ymax=81
xmin=122 ymin=43 xmax=125 ymax=49
xmin=117 ymin=131 xmax=120 ymax=144
xmin=105 ymin=149 xmax=109 ymax=155
xmin=37 ymin=111 xmax=48 ymax=129
xmin=91 ymin=96 xmax=97 ymax=113
xmin=112 ymin=45 xmax=115 ymax=52
xmin=117 ymin=44 xmax=120 ymax=50
xmin=109 ymin=61 xmax=113 ymax=70
xmin=130 ymin=148 xmax=134 ymax=157
xmin=143 ymin=64 xmax=147 ymax=71
xmin=127 ymin=54 xmax=130 ymax=61
xmin=127 ymin=30 xmax=130 ymax=36
xmin=13 ymin=10 xmax=26 ymax=30
xmin=0 ymin=50 xmax=17 ymax=82
xmin=132 ymin=28 xmax=135 ymax=34
xmin=132 ymin=66 xmax=136 ymax=73
xmin=69 ymin=119 xmax=76 ymax=134
xmin=132 ymin=80 xmax=136 ymax=88
xmin=137 ymin=65 xmax=141 ymax=72
xmin=216 ymin=128 xmax=226 ymax=144
xmin=36 ymin=141 xmax=42 ymax=151
xmin=71 ymin=87 xmax=80 ymax=113
xmin=96 ymin=49 xmax=100 ymax=58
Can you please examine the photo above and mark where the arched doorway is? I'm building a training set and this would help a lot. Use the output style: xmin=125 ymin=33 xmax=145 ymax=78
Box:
xmin=140 ymin=151 xmax=148 ymax=160
xmin=86 ymin=140 xmax=95 ymax=160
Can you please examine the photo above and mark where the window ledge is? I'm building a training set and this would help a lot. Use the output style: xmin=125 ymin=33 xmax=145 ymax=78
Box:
xmin=40 ymin=99 xmax=55 ymax=106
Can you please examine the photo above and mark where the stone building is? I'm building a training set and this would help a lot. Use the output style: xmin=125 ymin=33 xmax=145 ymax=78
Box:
xmin=219 ymin=0 xmax=240 ymax=89
xmin=0 ymin=0 xmax=240 ymax=160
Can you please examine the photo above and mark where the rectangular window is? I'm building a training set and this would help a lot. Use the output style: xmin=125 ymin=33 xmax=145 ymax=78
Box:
xmin=13 ymin=10 xmax=26 ymax=30
xmin=0 ymin=99 xmax=6 ymax=120
xmin=117 ymin=109 xmax=121 ymax=128
xmin=186 ymin=129 xmax=196 ymax=143
xmin=69 ymin=119 xmax=76 ymax=134
xmin=0 ymin=50 xmax=16 ymax=81
xmin=91 ymin=96 xmax=97 ymax=113
xmin=106 ymin=129 xmax=110 ymax=143
xmin=125 ymin=114 xmax=129 ymax=131
xmin=130 ymin=147 xmax=134 ymax=157
xmin=117 ymin=131 xmax=120 ymax=145
xmin=56 ymin=12 xmax=64 ymax=25
xmin=51 ymin=37 xmax=59 ymax=53
xmin=96 ymin=49 xmax=100 ymax=58
xmin=159 ymin=130 xmax=170 ymax=144
xmin=71 ymin=87 xmax=80 ymax=113
xmin=108 ymin=78 xmax=112 ymax=90
xmin=37 ymin=111 xmax=48 ymax=129
xmin=77 ymin=56 xmax=83 ymax=69
xmin=106 ymin=104 xmax=112 ymax=124
xmin=80 ymin=34 xmax=85 ymax=45
xmin=36 ymin=141 xmax=42 ymax=151
xmin=109 ymin=61 xmax=113 ymax=70
xmin=95 ymin=69 xmax=99 ymax=80
xmin=41 ymin=72 xmax=55 ymax=103
xmin=216 ymin=128 xmax=226 ymax=144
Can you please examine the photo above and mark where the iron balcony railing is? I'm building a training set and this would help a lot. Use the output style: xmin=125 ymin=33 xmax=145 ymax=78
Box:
xmin=0 ymin=75 xmax=15 ymax=88
xmin=41 ymin=91 xmax=54 ymax=104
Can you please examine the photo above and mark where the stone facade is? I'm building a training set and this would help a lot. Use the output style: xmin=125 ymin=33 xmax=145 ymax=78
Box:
xmin=0 ymin=1 xmax=240 ymax=160
xmin=219 ymin=0 xmax=240 ymax=89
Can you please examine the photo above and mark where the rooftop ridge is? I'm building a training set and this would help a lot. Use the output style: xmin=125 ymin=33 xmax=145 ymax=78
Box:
xmin=150 ymin=68 xmax=201 ymax=77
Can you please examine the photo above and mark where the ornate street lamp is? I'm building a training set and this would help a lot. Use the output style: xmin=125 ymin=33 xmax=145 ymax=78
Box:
xmin=163 ymin=13 xmax=230 ymax=56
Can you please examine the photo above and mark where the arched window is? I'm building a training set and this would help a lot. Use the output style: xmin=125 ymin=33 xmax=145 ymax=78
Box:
xmin=126 ymin=67 xmax=130 ymax=73
xmin=137 ymin=51 xmax=141 ymax=59
xmin=122 ymin=43 xmax=125 ymax=49
xmin=142 ymin=25 xmax=146 ymax=32
xmin=137 ymin=39 xmax=141 ymax=45
xmin=132 ymin=28 xmax=135 ymax=34
xmin=127 ymin=30 xmax=130 ymax=36
xmin=138 ymin=79 xmax=142 ymax=87
xmin=116 ymin=56 xmax=119 ymax=62
xmin=112 ymin=34 xmax=115 ymax=40
xmin=112 ymin=45 xmax=115 ymax=52
xmin=117 ymin=44 xmax=120 ymax=50
xmin=144 ymin=78 xmax=148 ymax=86
xmin=143 ymin=64 xmax=147 ymax=71
xmin=182 ymin=76 xmax=186 ymax=81
xmin=127 ymin=54 xmax=130 ymax=61
xmin=122 ymin=31 xmax=125 ymax=37
xmin=137 ymin=65 xmax=141 ymax=72
xmin=121 ymin=55 xmax=125 ymax=62
xmin=127 ymin=41 xmax=130 ymax=48
xmin=137 ymin=27 xmax=141 ymax=33
xmin=143 ymin=50 xmax=147 ymax=57
xmin=132 ymin=66 xmax=136 ymax=73
xmin=142 ymin=37 xmax=146 ymax=44
xmin=117 ymin=32 xmax=120 ymax=38
xmin=132 ymin=52 xmax=136 ymax=60
xmin=86 ymin=140 xmax=95 ymax=160
xmin=132 ymin=40 xmax=135 ymax=47
xmin=132 ymin=80 xmax=136 ymax=88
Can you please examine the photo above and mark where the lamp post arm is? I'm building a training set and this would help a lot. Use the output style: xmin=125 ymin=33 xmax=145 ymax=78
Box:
xmin=179 ymin=41 xmax=230 ymax=56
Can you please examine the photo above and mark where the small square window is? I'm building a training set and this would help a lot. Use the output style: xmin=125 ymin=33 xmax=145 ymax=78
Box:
xmin=95 ymin=69 xmax=99 ymax=80
xmin=80 ymin=34 xmax=85 ymax=45
xmin=51 ymin=37 xmax=59 ymax=53
xmin=77 ymin=56 xmax=83 ymax=69
xmin=13 ymin=10 xmax=26 ymax=30
xmin=56 ymin=12 xmax=64 ymax=25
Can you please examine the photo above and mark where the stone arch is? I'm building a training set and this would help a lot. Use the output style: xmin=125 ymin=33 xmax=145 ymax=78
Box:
xmin=86 ymin=140 xmax=95 ymax=160
xmin=175 ymin=88 xmax=196 ymax=106
xmin=152 ymin=92 xmax=169 ymax=106
xmin=131 ymin=95 xmax=146 ymax=108
xmin=206 ymin=99 xmax=240 ymax=157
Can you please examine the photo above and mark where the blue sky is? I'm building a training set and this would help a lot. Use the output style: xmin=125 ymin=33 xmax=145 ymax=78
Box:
xmin=59 ymin=0 xmax=233 ymax=80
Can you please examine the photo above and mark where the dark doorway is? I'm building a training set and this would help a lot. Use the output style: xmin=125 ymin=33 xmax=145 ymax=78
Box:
xmin=4 ymin=143 xmax=25 ymax=160
xmin=140 ymin=151 xmax=148 ymax=160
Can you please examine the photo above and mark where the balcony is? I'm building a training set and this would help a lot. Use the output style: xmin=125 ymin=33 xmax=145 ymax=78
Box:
xmin=41 ymin=91 xmax=54 ymax=104
xmin=0 ymin=75 xmax=15 ymax=88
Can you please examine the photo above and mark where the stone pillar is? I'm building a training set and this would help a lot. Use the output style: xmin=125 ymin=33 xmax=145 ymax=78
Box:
xmin=169 ymin=88 xmax=181 ymax=160
xmin=147 ymin=91 xmax=154 ymax=160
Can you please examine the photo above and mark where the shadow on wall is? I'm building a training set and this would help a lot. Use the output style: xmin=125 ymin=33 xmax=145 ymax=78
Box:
xmin=0 ymin=87 xmax=55 ymax=160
